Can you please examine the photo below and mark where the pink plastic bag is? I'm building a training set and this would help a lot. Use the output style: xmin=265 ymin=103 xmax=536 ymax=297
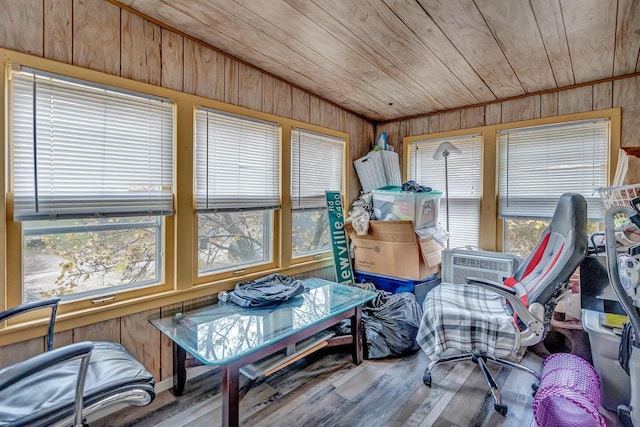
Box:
xmin=533 ymin=353 xmax=606 ymax=427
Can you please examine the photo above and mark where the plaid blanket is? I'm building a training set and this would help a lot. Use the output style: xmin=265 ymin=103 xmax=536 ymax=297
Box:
xmin=416 ymin=283 xmax=520 ymax=360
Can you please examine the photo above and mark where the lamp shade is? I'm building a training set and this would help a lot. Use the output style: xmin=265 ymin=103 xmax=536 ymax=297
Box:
xmin=432 ymin=141 xmax=461 ymax=160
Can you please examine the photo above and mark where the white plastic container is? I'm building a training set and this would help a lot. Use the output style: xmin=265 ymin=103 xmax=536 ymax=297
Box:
xmin=582 ymin=309 xmax=631 ymax=411
xmin=372 ymin=187 xmax=442 ymax=230
xmin=353 ymin=150 xmax=401 ymax=193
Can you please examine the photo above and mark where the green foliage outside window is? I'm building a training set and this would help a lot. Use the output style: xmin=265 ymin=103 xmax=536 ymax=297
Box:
xmin=505 ymin=218 xmax=599 ymax=259
xmin=197 ymin=211 xmax=268 ymax=274
xmin=292 ymin=209 xmax=330 ymax=257
xmin=23 ymin=217 xmax=159 ymax=302
xmin=24 ymin=208 xmax=333 ymax=302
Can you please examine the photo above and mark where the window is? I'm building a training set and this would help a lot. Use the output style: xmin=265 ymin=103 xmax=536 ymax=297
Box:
xmin=499 ymin=119 xmax=608 ymax=256
xmin=407 ymin=134 xmax=482 ymax=248
xmin=194 ymin=107 xmax=279 ymax=274
xmin=291 ymin=129 xmax=344 ymax=258
xmin=23 ymin=217 xmax=161 ymax=302
xmin=11 ymin=67 xmax=174 ymax=302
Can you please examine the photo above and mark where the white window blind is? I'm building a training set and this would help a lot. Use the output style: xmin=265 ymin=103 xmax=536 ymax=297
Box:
xmin=11 ymin=68 xmax=174 ymax=221
xmin=498 ymin=119 xmax=608 ymax=221
xmin=408 ymin=134 xmax=482 ymax=248
xmin=291 ymin=129 xmax=344 ymax=209
xmin=194 ymin=107 xmax=280 ymax=212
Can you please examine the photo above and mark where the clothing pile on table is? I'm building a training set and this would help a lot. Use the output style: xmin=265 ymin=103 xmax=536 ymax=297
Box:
xmin=223 ymin=273 xmax=308 ymax=308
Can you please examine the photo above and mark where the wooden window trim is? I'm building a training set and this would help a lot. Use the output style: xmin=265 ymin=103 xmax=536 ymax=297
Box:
xmin=0 ymin=48 xmax=347 ymax=340
xmin=288 ymin=123 xmax=349 ymax=265
xmin=403 ymin=108 xmax=621 ymax=252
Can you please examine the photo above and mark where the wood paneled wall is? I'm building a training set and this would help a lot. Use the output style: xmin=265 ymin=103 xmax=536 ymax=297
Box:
xmin=377 ymin=78 xmax=640 ymax=170
xmin=0 ymin=265 xmax=338 ymax=380
xmin=6 ymin=0 xmax=640 ymax=385
xmin=0 ymin=0 xmax=374 ymax=204
xmin=0 ymin=0 xmax=370 ymax=379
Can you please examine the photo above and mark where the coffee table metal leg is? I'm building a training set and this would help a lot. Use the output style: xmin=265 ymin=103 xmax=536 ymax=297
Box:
xmin=173 ymin=343 xmax=187 ymax=396
xmin=351 ymin=305 xmax=363 ymax=365
xmin=221 ymin=362 xmax=241 ymax=427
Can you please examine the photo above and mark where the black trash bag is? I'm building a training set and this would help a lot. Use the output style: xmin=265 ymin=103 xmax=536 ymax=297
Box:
xmin=363 ymin=292 xmax=423 ymax=359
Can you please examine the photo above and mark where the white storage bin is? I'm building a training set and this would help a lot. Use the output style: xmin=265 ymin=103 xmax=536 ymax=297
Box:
xmin=372 ymin=187 xmax=442 ymax=230
xmin=582 ymin=309 xmax=631 ymax=411
xmin=353 ymin=150 xmax=401 ymax=193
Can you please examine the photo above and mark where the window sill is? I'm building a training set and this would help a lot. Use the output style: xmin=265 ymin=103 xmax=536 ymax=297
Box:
xmin=0 ymin=257 xmax=335 ymax=347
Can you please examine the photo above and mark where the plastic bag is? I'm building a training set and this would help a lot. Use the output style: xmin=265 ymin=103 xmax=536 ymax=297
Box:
xmin=349 ymin=205 xmax=370 ymax=236
xmin=376 ymin=131 xmax=388 ymax=150
xmin=616 ymin=220 xmax=640 ymax=249
xmin=415 ymin=225 xmax=449 ymax=247
xmin=363 ymin=292 xmax=423 ymax=359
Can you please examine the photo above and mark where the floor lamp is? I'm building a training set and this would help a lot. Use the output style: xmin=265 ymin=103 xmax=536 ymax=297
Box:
xmin=433 ymin=142 xmax=461 ymax=249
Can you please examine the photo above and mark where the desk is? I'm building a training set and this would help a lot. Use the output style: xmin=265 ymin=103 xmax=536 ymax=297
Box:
xmin=150 ymin=278 xmax=376 ymax=427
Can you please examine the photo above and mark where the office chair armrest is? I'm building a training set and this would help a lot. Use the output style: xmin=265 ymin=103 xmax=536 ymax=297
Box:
xmin=465 ymin=276 xmax=531 ymax=319
xmin=465 ymin=277 xmax=544 ymax=345
xmin=465 ymin=277 xmax=517 ymax=295
xmin=0 ymin=298 xmax=60 ymax=351
xmin=0 ymin=297 xmax=60 ymax=322
xmin=0 ymin=341 xmax=94 ymax=427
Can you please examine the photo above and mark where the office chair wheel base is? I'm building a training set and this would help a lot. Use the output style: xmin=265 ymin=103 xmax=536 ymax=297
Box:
xmin=423 ymin=371 xmax=432 ymax=386
xmin=494 ymin=404 xmax=508 ymax=416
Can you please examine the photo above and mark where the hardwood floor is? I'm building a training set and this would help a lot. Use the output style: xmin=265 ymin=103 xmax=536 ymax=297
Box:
xmin=100 ymin=347 xmax=543 ymax=427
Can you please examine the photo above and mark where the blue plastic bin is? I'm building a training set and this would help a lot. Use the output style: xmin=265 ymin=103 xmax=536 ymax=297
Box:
xmin=354 ymin=270 xmax=435 ymax=294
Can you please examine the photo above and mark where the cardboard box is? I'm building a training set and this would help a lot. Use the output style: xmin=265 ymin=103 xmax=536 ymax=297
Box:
xmin=419 ymin=237 xmax=443 ymax=271
xmin=347 ymin=220 xmax=442 ymax=280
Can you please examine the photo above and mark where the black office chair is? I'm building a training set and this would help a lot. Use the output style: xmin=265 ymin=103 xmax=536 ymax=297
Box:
xmin=417 ymin=193 xmax=589 ymax=415
xmin=0 ymin=298 xmax=155 ymax=426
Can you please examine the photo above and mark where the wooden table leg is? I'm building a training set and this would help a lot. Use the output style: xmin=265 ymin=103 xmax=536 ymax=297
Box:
xmin=221 ymin=362 xmax=240 ymax=427
xmin=173 ymin=343 xmax=187 ymax=396
xmin=351 ymin=305 xmax=363 ymax=365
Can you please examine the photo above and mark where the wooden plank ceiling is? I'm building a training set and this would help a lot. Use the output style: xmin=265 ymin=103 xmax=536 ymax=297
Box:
xmin=116 ymin=0 xmax=640 ymax=122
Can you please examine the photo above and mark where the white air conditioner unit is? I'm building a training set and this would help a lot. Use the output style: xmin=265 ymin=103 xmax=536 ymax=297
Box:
xmin=441 ymin=249 xmax=522 ymax=284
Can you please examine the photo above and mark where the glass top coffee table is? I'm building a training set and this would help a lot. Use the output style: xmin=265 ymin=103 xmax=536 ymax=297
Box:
xmin=150 ymin=277 xmax=377 ymax=427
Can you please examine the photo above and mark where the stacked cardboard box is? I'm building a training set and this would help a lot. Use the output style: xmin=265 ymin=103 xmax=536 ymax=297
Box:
xmin=347 ymin=220 xmax=442 ymax=281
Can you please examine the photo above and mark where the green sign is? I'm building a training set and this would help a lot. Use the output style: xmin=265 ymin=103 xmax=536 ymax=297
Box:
xmin=326 ymin=191 xmax=354 ymax=283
